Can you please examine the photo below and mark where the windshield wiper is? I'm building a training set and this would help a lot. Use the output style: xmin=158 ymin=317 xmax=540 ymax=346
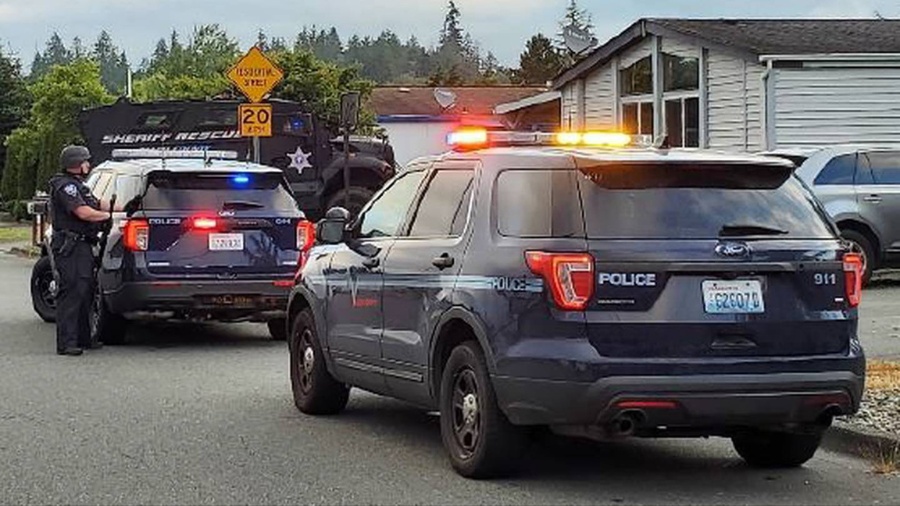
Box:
xmin=222 ymin=200 xmax=265 ymax=210
xmin=719 ymin=224 xmax=789 ymax=237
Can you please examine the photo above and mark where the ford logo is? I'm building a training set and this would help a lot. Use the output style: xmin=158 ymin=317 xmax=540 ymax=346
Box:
xmin=716 ymin=242 xmax=751 ymax=258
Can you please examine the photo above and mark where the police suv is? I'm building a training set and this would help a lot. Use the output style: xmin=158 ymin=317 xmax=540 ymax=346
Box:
xmin=285 ymin=130 xmax=866 ymax=478
xmin=31 ymin=150 xmax=312 ymax=343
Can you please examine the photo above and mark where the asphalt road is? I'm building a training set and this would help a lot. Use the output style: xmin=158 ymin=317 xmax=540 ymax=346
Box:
xmin=0 ymin=252 xmax=898 ymax=505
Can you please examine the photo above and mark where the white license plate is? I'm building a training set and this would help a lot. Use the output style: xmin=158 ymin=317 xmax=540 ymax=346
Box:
xmin=208 ymin=233 xmax=244 ymax=251
xmin=702 ymin=280 xmax=765 ymax=314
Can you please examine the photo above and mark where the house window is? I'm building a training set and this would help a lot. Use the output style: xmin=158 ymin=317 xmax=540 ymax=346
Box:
xmin=663 ymin=54 xmax=699 ymax=92
xmin=661 ymin=52 xmax=700 ymax=147
xmin=665 ymin=97 xmax=699 ymax=148
xmin=622 ymin=102 xmax=654 ymax=136
xmin=619 ymin=57 xmax=653 ymax=96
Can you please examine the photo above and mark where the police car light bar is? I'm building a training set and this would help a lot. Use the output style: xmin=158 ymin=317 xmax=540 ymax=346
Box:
xmin=111 ymin=149 xmax=240 ymax=160
xmin=447 ymin=128 xmax=653 ymax=150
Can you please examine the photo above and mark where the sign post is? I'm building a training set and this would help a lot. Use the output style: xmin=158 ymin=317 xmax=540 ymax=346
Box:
xmin=340 ymin=92 xmax=360 ymax=210
xmin=226 ymin=46 xmax=284 ymax=163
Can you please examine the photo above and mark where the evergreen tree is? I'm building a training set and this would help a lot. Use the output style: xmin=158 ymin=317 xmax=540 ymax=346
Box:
xmin=517 ymin=33 xmax=564 ymax=85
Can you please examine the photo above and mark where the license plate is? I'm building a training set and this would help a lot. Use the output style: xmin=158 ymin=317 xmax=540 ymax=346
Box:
xmin=208 ymin=233 xmax=244 ymax=251
xmin=702 ymin=280 xmax=765 ymax=314
xmin=205 ymin=295 xmax=257 ymax=307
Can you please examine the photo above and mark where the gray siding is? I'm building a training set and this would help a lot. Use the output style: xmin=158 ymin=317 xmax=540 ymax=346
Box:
xmin=707 ymin=50 xmax=764 ymax=152
xmin=561 ymin=83 xmax=579 ymax=129
xmin=584 ymin=63 xmax=616 ymax=129
xmin=773 ymin=67 xmax=900 ymax=148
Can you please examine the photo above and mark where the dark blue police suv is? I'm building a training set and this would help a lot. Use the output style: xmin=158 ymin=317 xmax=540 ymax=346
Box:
xmin=32 ymin=150 xmax=312 ymax=343
xmin=285 ymin=130 xmax=866 ymax=478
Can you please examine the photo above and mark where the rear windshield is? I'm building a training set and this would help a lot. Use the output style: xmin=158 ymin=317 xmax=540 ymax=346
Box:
xmin=143 ymin=172 xmax=298 ymax=212
xmin=577 ymin=163 xmax=835 ymax=240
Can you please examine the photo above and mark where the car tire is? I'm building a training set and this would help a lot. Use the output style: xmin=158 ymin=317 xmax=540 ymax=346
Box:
xmin=289 ymin=308 xmax=349 ymax=415
xmin=267 ymin=318 xmax=288 ymax=341
xmin=326 ymin=186 xmax=375 ymax=219
xmin=31 ymin=256 xmax=56 ymax=323
xmin=90 ymin=289 xmax=128 ymax=345
xmin=439 ymin=341 xmax=527 ymax=479
xmin=841 ymin=229 xmax=875 ymax=284
xmin=732 ymin=430 xmax=823 ymax=468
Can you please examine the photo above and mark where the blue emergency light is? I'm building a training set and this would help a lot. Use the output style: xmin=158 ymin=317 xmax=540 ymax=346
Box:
xmin=232 ymin=174 xmax=250 ymax=185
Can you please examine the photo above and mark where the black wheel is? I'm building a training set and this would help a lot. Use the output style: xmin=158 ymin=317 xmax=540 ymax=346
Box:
xmin=90 ymin=285 xmax=128 ymax=345
xmin=30 ymin=256 xmax=56 ymax=323
xmin=267 ymin=318 xmax=287 ymax=341
xmin=289 ymin=309 xmax=349 ymax=415
xmin=439 ymin=341 xmax=527 ymax=479
xmin=326 ymin=186 xmax=375 ymax=220
xmin=841 ymin=229 xmax=876 ymax=284
xmin=732 ymin=430 xmax=823 ymax=468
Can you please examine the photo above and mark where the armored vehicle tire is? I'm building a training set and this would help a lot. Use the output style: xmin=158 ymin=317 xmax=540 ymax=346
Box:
xmin=289 ymin=308 xmax=350 ymax=415
xmin=439 ymin=341 xmax=527 ymax=479
xmin=326 ymin=186 xmax=375 ymax=219
xmin=732 ymin=430 xmax=823 ymax=468
xmin=31 ymin=256 xmax=56 ymax=323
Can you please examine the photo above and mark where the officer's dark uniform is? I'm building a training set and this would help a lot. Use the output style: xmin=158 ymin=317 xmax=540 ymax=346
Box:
xmin=49 ymin=147 xmax=103 ymax=355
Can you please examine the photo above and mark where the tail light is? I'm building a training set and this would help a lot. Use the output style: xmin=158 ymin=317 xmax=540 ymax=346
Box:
xmin=525 ymin=251 xmax=594 ymax=311
xmin=190 ymin=217 xmax=219 ymax=231
xmin=297 ymin=220 xmax=315 ymax=252
xmin=843 ymin=253 xmax=864 ymax=308
xmin=123 ymin=219 xmax=149 ymax=251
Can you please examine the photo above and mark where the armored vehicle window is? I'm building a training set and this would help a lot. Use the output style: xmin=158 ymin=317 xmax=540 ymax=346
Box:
xmin=407 ymin=170 xmax=474 ymax=238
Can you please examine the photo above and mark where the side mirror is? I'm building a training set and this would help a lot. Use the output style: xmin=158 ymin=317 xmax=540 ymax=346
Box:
xmin=123 ymin=196 xmax=142 ymax=217
xmin=316 ymin=206 xmax=351 ymax=245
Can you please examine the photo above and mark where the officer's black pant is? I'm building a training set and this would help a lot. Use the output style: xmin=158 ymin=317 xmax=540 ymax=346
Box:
xmin=55 ymin=241 xmax=94 ymax=351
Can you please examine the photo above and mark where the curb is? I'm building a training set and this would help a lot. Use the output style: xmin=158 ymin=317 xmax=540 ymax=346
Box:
xmin=823 ymin=420 xmax=900 ymax=460
xmin=0 ymin=245 xmax=38 ymax=259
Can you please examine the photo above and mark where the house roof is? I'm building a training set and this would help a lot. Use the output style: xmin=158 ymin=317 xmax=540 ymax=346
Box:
xmin=370 ymin=86 xmax=548 ymax=119
xmin=554 ymin=18 xmax=900 ymax=90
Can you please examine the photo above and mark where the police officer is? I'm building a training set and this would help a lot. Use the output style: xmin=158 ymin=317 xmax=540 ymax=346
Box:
xmin=49 ymin=145 xmax=111 ymax=356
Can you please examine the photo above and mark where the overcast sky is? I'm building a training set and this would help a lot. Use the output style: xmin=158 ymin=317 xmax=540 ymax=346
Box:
xmin=1 ymin=0 xmax=898 ymax=69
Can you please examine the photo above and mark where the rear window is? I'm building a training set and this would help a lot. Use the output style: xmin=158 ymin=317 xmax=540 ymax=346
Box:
xmin=143 ymin=172 xmax=297 ymax=212
xmin=578 ymin=164 xmax=835 ymax=240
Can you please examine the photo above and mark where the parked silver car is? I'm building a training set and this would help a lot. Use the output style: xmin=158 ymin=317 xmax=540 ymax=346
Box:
xmin=777 ymin=146 xmax=900 ymax=281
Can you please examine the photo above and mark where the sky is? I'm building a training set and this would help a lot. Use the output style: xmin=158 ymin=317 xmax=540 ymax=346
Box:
xmin=1 ymin=0 xmax=898 ymax=69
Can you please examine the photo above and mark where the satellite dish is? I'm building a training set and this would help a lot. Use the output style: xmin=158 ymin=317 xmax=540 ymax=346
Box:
xmin=433 ymin=88 xmax=458 ymax=111
xmin=563 ymin=24 xmax=598 ymax=55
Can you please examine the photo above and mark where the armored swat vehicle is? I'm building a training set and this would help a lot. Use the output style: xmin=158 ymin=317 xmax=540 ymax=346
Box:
xmin=79 ymin=98 xmax=396 ymax=219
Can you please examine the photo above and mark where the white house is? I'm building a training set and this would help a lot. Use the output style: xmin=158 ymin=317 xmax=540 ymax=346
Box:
xmin=554 ymin=18 xmax=900 ymax=151
xmin=369 ymin=86 xmax=553 ymax=165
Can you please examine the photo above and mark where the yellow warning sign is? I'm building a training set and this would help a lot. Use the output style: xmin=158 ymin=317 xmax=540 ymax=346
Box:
xmin=239 ymin=104 xmax=273 ymax=137
xmin=227 ymin=47 xmax=284 ymax=103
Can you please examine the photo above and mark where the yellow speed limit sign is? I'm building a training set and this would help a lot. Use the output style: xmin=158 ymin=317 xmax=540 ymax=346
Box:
xmin=239 ymin=104 xmax=273 ymax=137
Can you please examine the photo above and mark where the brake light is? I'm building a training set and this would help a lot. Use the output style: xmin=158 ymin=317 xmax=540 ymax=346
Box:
xmin=123 ymin=219 xmax=149 ymax=251
xmin=525 ymin=251 xmax=595 ymax=311
xmin=843 ymin=253 xmax=864 ymax=308
xmin=297 ymin=220 xmax=315 ymax=252
xmin=191 ymin=217 xmax=218 ymax=230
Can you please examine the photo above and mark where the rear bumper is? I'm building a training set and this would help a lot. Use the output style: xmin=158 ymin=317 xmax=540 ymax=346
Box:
xmin=104 ymin=279 xmax=291 ymax=320
xmin=493 ymin=370 xmax=864 ymax=429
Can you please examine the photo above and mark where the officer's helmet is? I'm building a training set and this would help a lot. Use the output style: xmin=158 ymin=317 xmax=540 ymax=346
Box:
xmin=60 ymin=145 xmax=91 ymax=170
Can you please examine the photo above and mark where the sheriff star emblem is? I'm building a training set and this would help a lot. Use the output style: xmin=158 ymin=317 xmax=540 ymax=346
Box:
xmin=287 ymin=146 xmax=313 ymax=175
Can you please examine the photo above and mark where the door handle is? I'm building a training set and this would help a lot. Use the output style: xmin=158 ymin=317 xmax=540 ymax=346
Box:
xmin=432 ymin=253 xmax=455 ymax=270
xmin=362 ymin=257 xmax=380 ymax=269
xmin=863 ymin=194 xmax=883 ymax=204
